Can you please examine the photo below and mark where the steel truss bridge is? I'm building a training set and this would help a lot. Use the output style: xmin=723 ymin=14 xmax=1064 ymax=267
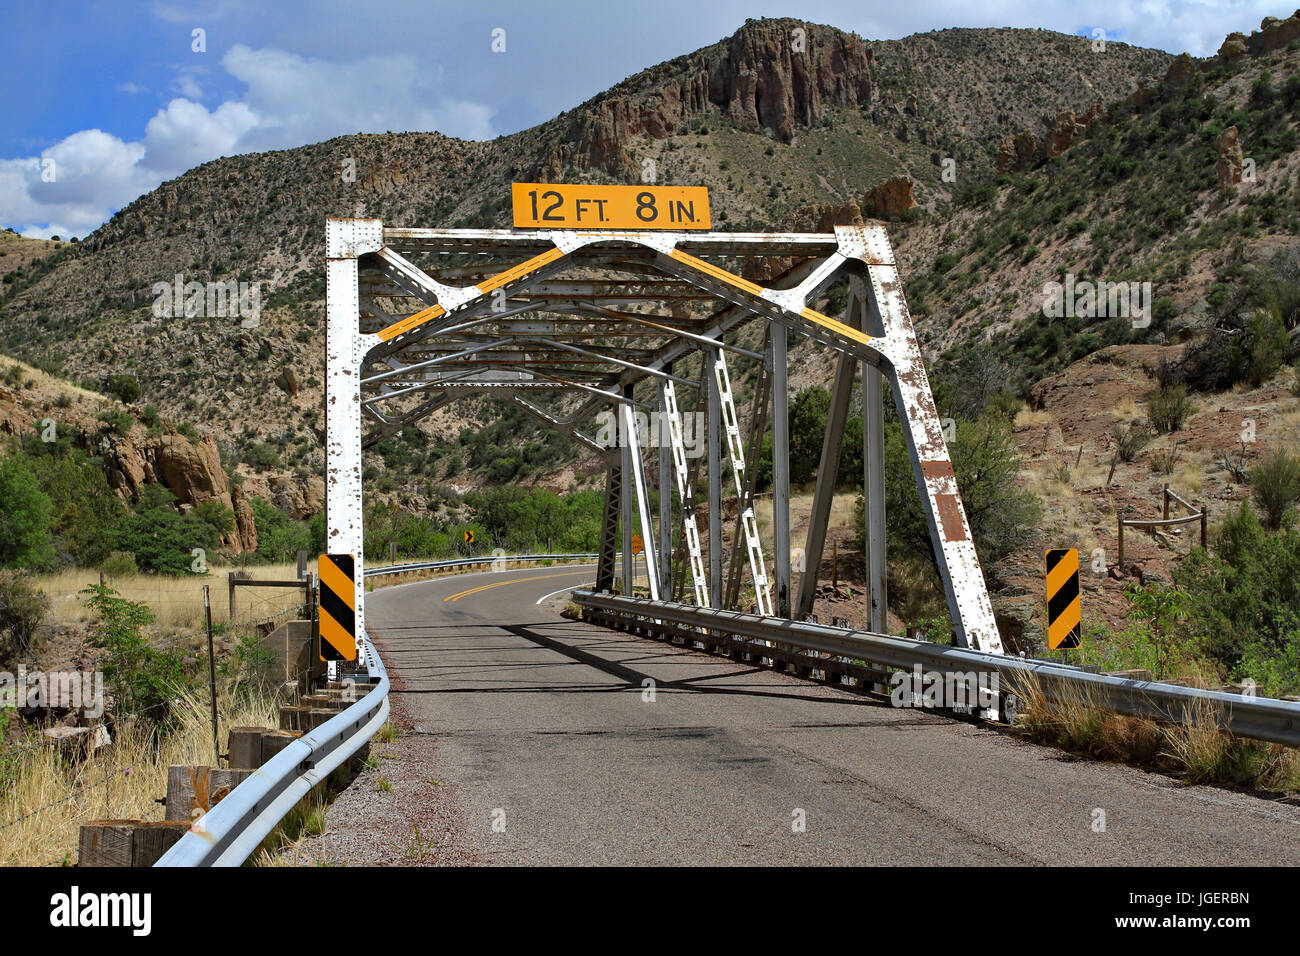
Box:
xmin=155 ymin=218 xmax=1300 ymax=867
xmin=324 ymin=218 xmax=1001 ymax=660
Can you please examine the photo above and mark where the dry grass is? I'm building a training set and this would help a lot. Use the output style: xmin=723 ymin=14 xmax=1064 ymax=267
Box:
xmin=0 ymin=352 xmax=106 ymax=408
xmin=1007 ymin=669 xmax=1300 ymax=791
xmin=0 ymin=684 xmax=279 ymax=867
xmin=1014 ymin=407 xmax=1053 ymax=427
xmin=36 ymin=562 xmax=310 ymax=632
xmin=1111 ymin=396 xmax=1141 ymax=421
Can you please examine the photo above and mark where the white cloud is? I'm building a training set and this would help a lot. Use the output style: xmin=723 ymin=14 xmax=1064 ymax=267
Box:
xmin=0 ymin=45 xmax=495 ymax=238
xmin=115 ymin=81 xmax=147 ymax=94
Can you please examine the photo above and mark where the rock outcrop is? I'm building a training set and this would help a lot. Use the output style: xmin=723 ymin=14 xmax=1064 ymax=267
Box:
xmin=1245 ymin=13 xmax=1300 ymax=54
xmin=547 ymin=18 xmax=875 ymax=176
xmin=1217 ymin=126 xmax=1244 ymax=186
xmin=862 ymin=177 xmax=917 ymax=220
xmin=1164 ymin=53 xmax=1196 ymax=86
xmin=1219 ymin=32 xmax=1248 ymax=59
xmin=997 ymin=130 xmax=1039 ymax=172
xmin=98 ymin=430 xmax=257 ymax=553
xmin=1045 ymin=110 xmax=1083 ymax=158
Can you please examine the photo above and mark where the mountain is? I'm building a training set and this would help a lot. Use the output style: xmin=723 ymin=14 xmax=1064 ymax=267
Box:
xmin=0 ymin=18 xmax=1170 ymax=504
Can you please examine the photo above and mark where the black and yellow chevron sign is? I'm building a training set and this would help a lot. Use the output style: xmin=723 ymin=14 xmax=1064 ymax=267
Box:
xmin=318 ymin=553 xmax=357 ymax=662
xmin=1045 ymin=548 xmax=1082 ymax=650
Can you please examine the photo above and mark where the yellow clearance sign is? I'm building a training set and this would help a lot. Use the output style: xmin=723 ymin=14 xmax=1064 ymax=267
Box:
xmin=512 ymin=183 xmax=711 ymax=230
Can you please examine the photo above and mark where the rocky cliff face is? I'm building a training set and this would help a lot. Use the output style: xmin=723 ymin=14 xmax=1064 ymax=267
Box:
xmin=0 ymin=383 xmax=261 ymax=552
xmin=547 ymin=19 xmax=875 ymax=177
xmin=96 ymin=430 xmax=258 ymax=553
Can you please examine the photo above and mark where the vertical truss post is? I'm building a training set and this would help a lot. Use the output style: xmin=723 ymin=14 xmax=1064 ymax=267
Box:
xmin=772 ymin=325 xmax=792 ymax=618
xmin=620 ymin=388 xmax=634 ymax=597
xmin=621 ymin=403 xmax=660 ymax=600
xmin=794 ymin=289 xmax=865 ymax=620
xmin=658 ymin=370 xmax=672 ymax=587
xmin=714 ymin=351 xmax=773 ymax=616
xmin=842 ymin=225 xmax=1004 ymax=654
xmin=706 ymin=347 xmax=724 ymax=609
xmin=862 ymin=362 xmax=888 ymax=634
xmin=663 ymin=380 xmax=709 ymax=606
xmin=325 ymin=219 xmax=381 ymax=675
xmin=596 ymin=451 xmax=621 ymax=593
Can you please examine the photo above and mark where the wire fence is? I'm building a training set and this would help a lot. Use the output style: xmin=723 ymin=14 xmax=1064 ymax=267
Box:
xmin=0 ymin=587 xmax=315 ymax=851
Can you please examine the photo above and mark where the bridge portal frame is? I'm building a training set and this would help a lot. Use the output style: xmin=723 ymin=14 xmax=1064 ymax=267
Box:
xmin=325 ymin=218 xmax=1004 ymax=668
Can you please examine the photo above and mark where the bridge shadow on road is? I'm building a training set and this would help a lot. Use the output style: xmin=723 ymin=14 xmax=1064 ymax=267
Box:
xmin=374 ymin=619 xmax=885 ymax=712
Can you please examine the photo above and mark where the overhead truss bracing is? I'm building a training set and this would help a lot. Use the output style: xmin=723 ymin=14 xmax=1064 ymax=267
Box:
xmin=326 ymin=219 xmax=1004 ymax=656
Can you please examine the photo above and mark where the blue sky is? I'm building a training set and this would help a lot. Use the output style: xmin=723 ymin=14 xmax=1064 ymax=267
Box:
xmin=0 ymin=0 xmax=1289 ymax=238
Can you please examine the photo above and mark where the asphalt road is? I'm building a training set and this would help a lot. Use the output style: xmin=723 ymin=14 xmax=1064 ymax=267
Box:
xmin=366 ymin=565 xmax=1300 ymax=865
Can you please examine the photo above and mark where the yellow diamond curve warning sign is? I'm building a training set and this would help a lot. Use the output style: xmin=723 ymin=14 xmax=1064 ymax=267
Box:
xmin=1045 ymin=548 xmax=1081 ymax=650
xmin=318 ymin=553 xmax=357 ymax=662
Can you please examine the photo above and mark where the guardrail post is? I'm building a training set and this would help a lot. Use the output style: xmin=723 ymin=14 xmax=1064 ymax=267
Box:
xmin=1118 ymin=516 xmax=1125 ymax=569
xmin=1200 ymin=508 xmax=1208 ymax=550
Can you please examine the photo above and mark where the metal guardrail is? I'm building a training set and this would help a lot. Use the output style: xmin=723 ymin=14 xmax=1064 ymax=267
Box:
xmin=155 ymin=552 xmax=600 ymax=866
xmin=573 ymin=590 xmax=1300 ymax=748
xmin=155 ymin=642 xmax=390 ymax=867
xmin=364 ymin=554 xmax=599 ymax=578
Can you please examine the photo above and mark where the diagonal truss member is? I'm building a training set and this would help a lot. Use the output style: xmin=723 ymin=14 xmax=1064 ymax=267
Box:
xmin=711 ymin=351 xmax=772 ymax=615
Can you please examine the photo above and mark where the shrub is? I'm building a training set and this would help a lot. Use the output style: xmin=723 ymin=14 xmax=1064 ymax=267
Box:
xmin=1175 ymin=502 xmax=1300 ymax=688
xmin=100 ymin=551 xmax=138 ymax=577
xmin=0 ymin=571 xmax=49 ymax=664
xmin=1147 ymin=384 xmax=1194 ymax=433
xmin=1111 ymin=422 xmax=1152 ymax=462
xmin=98 ymin=409 xmax=134 ymax=435
xmin=0 ymin=455 xmax=55 ymax=569
xmin=113 ymin=484 xmax=222 ymax=574
xmin=1251 ymin=449 xmax=1300 ymax=529
xmin=861 ymin=411 xmax=1042 ymax=567
xmin=81 ymin=583 xmax=184 ymax=719
xmin=105 ymin=374 xmax=140 ymax=404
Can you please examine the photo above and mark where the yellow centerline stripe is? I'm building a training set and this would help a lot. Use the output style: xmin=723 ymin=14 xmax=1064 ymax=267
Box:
xmin=442 ymin=569 xmax=592 ymax=603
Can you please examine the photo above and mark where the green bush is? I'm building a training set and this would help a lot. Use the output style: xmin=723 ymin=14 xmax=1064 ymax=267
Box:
xmin=100 ymin=551 xmax=138 ymax=577
xmin=858 ymin=410 xmax=1042 ymax=567
xmin=1111 ymin=421 xmax=1152 ymax=462
xmin=1147 ymin=384 xmax=1194 ymax=433
xmin=243 ymin=442 xmax=280 ymax=471
xmin=105 ymin=374 xmax=140 ymax=404
xmin=26 ymin=450 xmax=126 ymax=566
xmin=0 ymin=570 xmax=49 ymax=664
xmin=250 ymin=497 xmax=311 ymax=563
xmin=81 ymin=583 xmax=184 ymax=719
xmin=1251 ymin=449 xmax=1300 ymax=529
xmin=1174 ymin=502 xmax=1300 ymax=690
xmin=0 ymin=455 xmax=55 ymax=569
xmin=113 ymin=484 xmax=222 ymax=574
